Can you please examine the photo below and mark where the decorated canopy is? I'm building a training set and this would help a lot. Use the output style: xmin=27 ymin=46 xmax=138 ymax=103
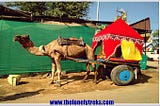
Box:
xmin=92 ymin=18 xmax=144 ymax=60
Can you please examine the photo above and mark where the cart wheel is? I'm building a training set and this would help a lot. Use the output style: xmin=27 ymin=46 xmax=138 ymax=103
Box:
xmin=111 ymin=65 xmax=134 ymax=86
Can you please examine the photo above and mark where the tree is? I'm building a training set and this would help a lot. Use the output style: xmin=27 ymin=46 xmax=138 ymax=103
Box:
xmin=6 ymin=2 xmax=47 ymax=15
xmin=152 ymin=29 xmax=159 ymax=37
xmin=6 ymin=2 xmax=91 ymax=19
xmin=151 ymin=29 xmax=159 ymax=48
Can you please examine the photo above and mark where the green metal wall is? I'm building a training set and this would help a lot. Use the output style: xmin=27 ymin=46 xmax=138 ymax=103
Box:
xmin=0 ymin=20 xmax=95 ymax=75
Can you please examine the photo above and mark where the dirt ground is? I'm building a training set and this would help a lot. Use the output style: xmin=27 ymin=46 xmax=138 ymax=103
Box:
xmin=0 ymin=61 xmax=159 ymax=103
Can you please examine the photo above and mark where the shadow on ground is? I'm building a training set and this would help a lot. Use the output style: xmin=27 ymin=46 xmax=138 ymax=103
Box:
xmin=62 ymin=71 xmax=153 ymax=86
xmin=18 ymin=81 xmax=29 ymax=85
xmin=0 ymin=89 xmax=44 ymax=101
xmin=131 ymin=74 xmax=152 ymax=85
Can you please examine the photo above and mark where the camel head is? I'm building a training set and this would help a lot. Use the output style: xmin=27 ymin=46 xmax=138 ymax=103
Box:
xmin=14 ymin=34 xmax=34 ymax=48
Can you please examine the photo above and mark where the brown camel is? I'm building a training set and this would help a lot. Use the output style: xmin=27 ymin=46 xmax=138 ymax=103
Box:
xmin=14 ymin=34 xmax=97 ymax=86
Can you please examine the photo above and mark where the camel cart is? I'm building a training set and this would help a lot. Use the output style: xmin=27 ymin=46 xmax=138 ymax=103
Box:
xmin=92 ymin=18 xmax=144 ymax=85
xmin=67 ymin=18 xmax=144 ymax=86
xmin=56 ymin=18 xmax=144 ymax=86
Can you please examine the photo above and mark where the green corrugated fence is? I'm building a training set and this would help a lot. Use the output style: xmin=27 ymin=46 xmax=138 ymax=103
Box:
xmin=0 ymin=20 xmax=95 ymax=75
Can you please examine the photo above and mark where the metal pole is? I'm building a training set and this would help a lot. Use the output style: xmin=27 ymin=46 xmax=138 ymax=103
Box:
xmin=144 ymin=19 xmax=147 ymax=55
xmin=96 ymin=1 xmax=100 ymax=21
xmin=95 ymin=1 xmax=100 ymax=35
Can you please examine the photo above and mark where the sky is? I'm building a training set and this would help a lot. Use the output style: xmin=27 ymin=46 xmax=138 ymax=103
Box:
xmin=87 ymin=2 xmax=159 ymax=32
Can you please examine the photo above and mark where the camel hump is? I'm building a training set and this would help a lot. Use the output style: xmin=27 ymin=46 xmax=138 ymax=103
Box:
xmin=69 ymin=37 xmax=78 ymax=40
xmin=57 ymin=36 xmax=85 ymax=46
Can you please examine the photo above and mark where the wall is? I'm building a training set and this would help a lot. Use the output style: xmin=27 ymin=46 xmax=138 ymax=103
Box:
xmin=0 ymin=20 xmax=95 ymax=75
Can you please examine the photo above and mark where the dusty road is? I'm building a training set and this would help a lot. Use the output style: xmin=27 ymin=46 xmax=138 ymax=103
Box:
xmin=2 ymin=82 xmax=158 ymax=104
xmin=0 ymin=61 xmax=159 ymax=104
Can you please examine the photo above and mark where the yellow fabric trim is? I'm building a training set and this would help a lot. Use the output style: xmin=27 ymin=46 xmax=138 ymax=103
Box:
xmin=121 ymin=40 xmax=142 ymax=61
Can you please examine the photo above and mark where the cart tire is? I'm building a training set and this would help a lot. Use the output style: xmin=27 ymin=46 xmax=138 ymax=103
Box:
xmin=111 ymin=65 xmax=134 ymax=86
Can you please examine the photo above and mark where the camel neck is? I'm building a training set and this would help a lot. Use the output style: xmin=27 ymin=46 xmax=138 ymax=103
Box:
xmin=26 ymin=46 xmax=46 ymax=56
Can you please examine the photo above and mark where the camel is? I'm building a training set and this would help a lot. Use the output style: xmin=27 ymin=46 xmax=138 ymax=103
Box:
xmin=14 ymin=34 xmax=96 ymax=86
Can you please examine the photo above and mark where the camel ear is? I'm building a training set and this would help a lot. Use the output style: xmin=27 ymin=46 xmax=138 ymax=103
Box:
xmin=25 ymin=34 xmax=29 ymax=38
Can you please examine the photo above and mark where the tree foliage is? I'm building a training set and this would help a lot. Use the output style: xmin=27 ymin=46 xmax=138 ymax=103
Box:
xmin=6 ymin=2 xmax=91 ymax=19
xmin=152 ymin=29 xmax=159 ymax=37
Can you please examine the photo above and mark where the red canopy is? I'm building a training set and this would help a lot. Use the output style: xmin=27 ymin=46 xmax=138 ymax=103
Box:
xmin=92 ymin=18 xmax=144 ymax=60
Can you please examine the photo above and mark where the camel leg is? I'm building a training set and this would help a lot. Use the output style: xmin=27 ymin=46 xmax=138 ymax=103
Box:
xmin=92 ymin=63 xmax=98 ymax=84
xmin=94 ymin=70 xmax=98 ymax=84
xmin=54 ymin=58 xmax=61 ymax=87
xmin=50 ymin=60 xmax=56 ymax=84
xmin=83 ymin=63 xmax=91 ymax=81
